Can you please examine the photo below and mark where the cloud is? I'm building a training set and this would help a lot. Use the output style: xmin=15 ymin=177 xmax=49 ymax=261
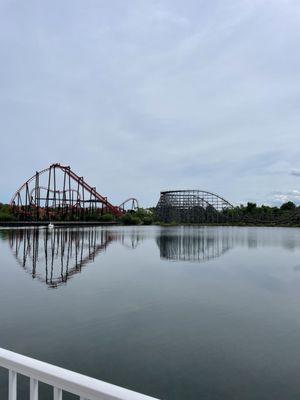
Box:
xmin=290 ymin=170 xmax=300 ymax=177
xmin=0 ymin=0 xmax=300 ymax=206
xmin=271 ymin=190 xmax=300 ymax=205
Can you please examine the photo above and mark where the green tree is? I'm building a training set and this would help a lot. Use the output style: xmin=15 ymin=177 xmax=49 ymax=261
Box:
xmin=121 ymin=213 xmax=141 ymax=225
xmin=246 ymin=202 xmax=257 ymax=213
xmin=280 ymin=201 xmax=296 ymax=210
xmin=99 ymin=213 xmax=115 ymax=222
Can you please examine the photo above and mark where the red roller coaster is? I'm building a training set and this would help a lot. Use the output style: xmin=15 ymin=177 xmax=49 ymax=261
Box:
xmin=10 ymin=163 xmax=138 ymax=220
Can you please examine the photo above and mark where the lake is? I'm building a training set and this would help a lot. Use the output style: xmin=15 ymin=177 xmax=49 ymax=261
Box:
xmin=1 ymin=226 xmax=300 ymax=399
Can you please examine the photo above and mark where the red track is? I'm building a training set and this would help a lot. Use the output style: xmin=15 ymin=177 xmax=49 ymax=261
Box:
xmin=59 ymin=164 xmax=124 ymax=217
xmin=10 ymin=163 xmax=124 ymax=218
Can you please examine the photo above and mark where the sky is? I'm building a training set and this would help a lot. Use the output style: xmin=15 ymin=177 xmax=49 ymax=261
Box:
xmin=0 ymin=0 xmax=300 ymax=207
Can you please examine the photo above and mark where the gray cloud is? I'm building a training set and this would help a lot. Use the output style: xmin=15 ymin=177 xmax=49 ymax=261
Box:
xmin=0 ymin=0 xmax=300 ymax=206
xmin=291 ymin=170 xmax=300 ymax=177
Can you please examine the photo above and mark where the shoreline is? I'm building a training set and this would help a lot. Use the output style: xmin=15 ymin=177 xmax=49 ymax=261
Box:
xmin=1 ymin=221 xmax=300 ymax=228
xmin=0 ymin=221 xmax=120 ymax=227
xmin=156 ymin=222 xmax=300 ymax=228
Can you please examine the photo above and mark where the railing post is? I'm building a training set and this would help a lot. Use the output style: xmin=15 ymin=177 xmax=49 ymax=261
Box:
xmin=0 ymin=347 xmax=159 ymax=400
xmin=8 ymin=370 xmax=17 ymax=400
xmin=53 ymin=387 xmax=62 ymax=400
xmin=30 ymin=378 xmax=38 ymax=400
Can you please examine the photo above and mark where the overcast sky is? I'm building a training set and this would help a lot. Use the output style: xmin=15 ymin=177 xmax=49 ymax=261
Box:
xmin=0 ymin=0 xmax=300 ymax=207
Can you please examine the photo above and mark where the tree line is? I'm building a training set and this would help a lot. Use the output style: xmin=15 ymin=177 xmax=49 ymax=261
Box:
xmin=1 ymin=201 xmax=300 ymax=226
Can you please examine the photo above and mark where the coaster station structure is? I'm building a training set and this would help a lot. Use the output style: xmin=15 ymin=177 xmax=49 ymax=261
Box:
xmin=10 ymin=163 xmax=137 ymax=220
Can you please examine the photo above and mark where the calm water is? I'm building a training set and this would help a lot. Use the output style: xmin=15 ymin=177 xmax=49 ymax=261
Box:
xmin=1 ymin=226 xmax=300 ymax=399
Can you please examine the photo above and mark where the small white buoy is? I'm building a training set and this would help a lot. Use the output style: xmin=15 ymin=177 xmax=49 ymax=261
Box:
xmin=48 ymin=223 xmax=54 ymax=229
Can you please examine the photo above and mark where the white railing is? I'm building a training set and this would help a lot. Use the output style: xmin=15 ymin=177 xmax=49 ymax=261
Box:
xmin=0 ymin=347 xmax=159 ymax=400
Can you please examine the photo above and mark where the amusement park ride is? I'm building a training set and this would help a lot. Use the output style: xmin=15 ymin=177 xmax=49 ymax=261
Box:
xmin=10 ymin=163 xmax=139 ymax=220
xmin=10 ymin=166 xmax=298 ymax=225
xmin=156 ymin=189 xmax=234 ymax=223
xmin=9 ymin=163 xmax=236 ymax=223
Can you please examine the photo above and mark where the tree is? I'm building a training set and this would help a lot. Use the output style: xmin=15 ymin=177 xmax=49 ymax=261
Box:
xmin=121 ymin=213 xmax=141 ymax=225
xmin=246 ymin=202 xmax=257 ymax=213
xmin=280 ymin=201 xmax=296 ymax=211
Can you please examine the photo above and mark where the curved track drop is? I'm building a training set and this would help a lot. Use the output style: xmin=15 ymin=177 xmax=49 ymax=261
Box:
xmin=10 ymin=163 xmax=125 ymax=220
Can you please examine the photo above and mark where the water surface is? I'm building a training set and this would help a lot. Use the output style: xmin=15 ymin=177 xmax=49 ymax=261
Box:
xmin=1 ymin=226 xmax=300 ymax=399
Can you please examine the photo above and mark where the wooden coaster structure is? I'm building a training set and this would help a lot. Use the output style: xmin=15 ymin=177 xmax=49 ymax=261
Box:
xmin=156 ymin=189 xmax=234 ymax=223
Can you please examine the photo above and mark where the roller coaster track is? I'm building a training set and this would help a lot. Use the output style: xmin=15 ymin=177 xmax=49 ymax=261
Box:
xmin=10 ymin=163 xmax=125 ymax=218
xmin=241 ymin=211 xmax=300 ymax=225
xmin=119 ymin=197 xmax=139 ymax=211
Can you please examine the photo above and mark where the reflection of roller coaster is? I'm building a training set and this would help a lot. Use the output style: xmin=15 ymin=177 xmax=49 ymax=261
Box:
xmin=157 ymin=229 xmax=233 ymax=262
xmin=5 ymin=228 xmax=142 ymax=288
xmin=8 ymin=228 xmax=144 ymax=288
xmin=9 ymin=228 xmax=115 ymax=288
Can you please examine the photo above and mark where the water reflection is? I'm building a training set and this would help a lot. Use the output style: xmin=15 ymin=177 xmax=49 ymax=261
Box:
xmin=157 ymin=229 xmax=233 ymax=262
xmin=4 ymin=226 xmax=300 ymax=288
xmin=2 ymin=226 xmax=300 ymax=400
xmin=8 ymin=228 xmax=116 ymax=288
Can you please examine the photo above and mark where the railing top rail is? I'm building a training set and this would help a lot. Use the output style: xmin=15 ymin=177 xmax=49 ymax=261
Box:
xmin=0 ymin=347 xmax=159 ymax=400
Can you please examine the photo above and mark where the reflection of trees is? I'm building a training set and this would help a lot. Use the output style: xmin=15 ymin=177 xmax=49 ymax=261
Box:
xmin=157 ymin=230 xmax=233 ymax=262
xmin=156 ymin=227 xmax=300 ymax=262
xmin=9 ymin=228 xmax=115 ymax=288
